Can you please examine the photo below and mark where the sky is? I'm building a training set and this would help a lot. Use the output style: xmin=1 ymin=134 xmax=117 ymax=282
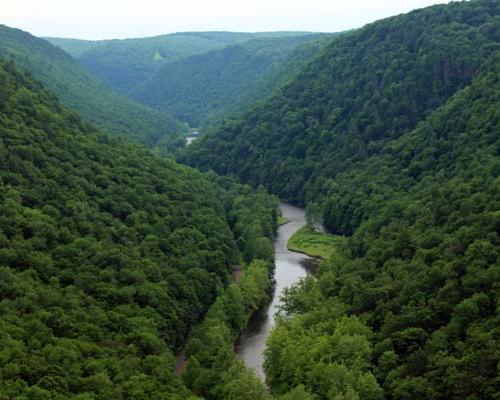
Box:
xmin=1 ymin=0 xmax=450 ymax=40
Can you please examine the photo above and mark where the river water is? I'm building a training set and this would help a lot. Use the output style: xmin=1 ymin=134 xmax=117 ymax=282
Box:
xmin=186 ymin=129 xmax=199 ymax=145
xmin=235 ymin=203 xmax=318 ymax=380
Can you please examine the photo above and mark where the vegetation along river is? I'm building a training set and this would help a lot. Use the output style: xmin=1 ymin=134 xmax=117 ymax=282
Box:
xmin=235 ymin=203 xmax=320 ymax=380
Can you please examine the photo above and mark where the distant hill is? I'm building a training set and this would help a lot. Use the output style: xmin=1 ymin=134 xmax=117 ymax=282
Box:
xmin=131 ymin=34 xmax=332 ymax=127
xmin=0 ymin=24 xmax=183 ymax=145
xmin=41 ymin=37 xmax=104 ymax=57
xmin=46 ymin=31 xmax=315 ymax=94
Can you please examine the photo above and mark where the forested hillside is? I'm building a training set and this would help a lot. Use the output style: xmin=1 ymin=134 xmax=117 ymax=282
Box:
xmin=180 ymin=1 xmax=500 ymax=398
xmin=0 ymin=25 xmax=183 ymax=145
xmin=264 ymin=50 xmax=500 ymax=400
xmin=183 ymin=0 xmax=500 ymax=226
xmin=132 ymin=34 xmax=330 ymax=126
xmin=0 ymin=60 xmax=279 ymax=398
xmin=42 ymin=37 xmax=103 ymax=57
xmin=46 ymin=32 xmax=314 ymax=95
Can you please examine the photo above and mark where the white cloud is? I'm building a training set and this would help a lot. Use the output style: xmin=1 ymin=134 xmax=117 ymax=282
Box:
xmin=0 ymin=0 xmax=449 ymax=39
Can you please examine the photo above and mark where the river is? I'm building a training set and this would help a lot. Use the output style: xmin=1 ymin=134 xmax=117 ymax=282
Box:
xmin=185 ymin=129 xmax=199 ymax=145
xmin=235 ymin=203 xmax=318 ymax=380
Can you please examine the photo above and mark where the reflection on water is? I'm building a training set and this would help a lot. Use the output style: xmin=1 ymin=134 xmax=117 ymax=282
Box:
xmin=235 ymin=203 xmax=320 ymax=380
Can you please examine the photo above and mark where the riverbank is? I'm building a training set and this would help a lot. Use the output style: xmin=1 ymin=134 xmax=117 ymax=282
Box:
xmin=287 ymin=225 xmax=344 ymax=259
xmin=236 ymin=203 xmax=320 ymax=379
xmin=178 ymin=204 xmax=325 ymax=395
xmin=179 ymin=259 xmax=273 ymax=398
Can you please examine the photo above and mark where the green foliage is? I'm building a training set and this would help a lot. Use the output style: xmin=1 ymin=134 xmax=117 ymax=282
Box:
xmin=42 ymin=37 xmax=103 ymax=57
xmin=0 ymin=60 xmax=279 ymax=399
xmin=132 ymin=35 xmax=331 ymax=126
xmin=183 ymin=260 xmax=273 ymax=400
xmin=181 ymin=1 xmax=500 ymax=398
xmin=182 ymin=0 xmax=500 ymax=219
xmin=223 ymin=185 xmax=279 ymax=265
xmin=221 ymin=363 xmax=272 ymax=400
xmin=271 ymin=32 xmax=500 ymax=400
xmin=0 ymin=24 xmax=184 ymax=145
xmin=278 ymin=385 xmax=317 ymax=400
xmin=265 ymin=308 xmax=383 ymax=399
xmin=47 ymin=32 xmax=317 ymax=95
xmin=2 ymin=1 xmax=499 ymax=398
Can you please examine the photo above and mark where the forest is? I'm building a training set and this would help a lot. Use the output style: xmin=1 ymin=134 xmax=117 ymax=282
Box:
xmin=263 ymin=52 xmax=500 ymax=400
xmin=0 ymin=25 xmax=184 ymax=145
xmin=1 ymin=0 xmax=499 ymax=399
xmin=131 ymin=34 xmax=330 ymax=127
xmin=182 ymin=1 xmax=500 ymax=398
xmin=46 ymin=31 xmax=327 ymax=132
xmin=0 ymin=60 xmax=279 ymax=398
xmin=46 ymin=32 xmax=315 ymax=95
xmin=183 ymin=1 xmax=500 ymax=217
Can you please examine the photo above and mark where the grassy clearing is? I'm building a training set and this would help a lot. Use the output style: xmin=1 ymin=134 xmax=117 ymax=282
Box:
xmin=278 ymin=216 xmax=289 ymax=225
xmin=288 ymin=225 xmax=345 ymax=259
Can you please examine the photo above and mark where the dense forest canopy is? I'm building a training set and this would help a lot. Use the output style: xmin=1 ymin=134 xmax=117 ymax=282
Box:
xmin=182 ymin=0 xmax=500 ymax=221
xmin=46 ymin=32 xmax=316 ymax=95
xmin=0 ymin=60 xmax=279 ymax=398
xmin=0 ymin=24 xmax=184 ymax=146
xmin=131 ymin=34 xmax=332 ymax=127
xmin=264 ymin=51 xmax=500 ymax=400
xmin=1 ymin=0 xmax=500 ymax=399
xmin=179 ymin=0 xmax=500 ymax=398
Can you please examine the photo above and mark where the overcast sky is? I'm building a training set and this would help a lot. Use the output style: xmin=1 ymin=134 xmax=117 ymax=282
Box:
xmin=1 ymin=0 xmax=449 ymax=40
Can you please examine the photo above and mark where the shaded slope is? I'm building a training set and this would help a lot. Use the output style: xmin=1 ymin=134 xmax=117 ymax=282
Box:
xmin=0 ymin=24 xmax=183 ymax=145
xmin=182 ymin=0 xmax=500 ymax=221
xmin=132 ymin=34 xmax=331 ymax=127
xmin=42 ymin=37 xmax=104 ymax=57
xmin=0 ymin=60 xmax=279 ymax=398
xmin=175 ymin=1 xmax=500 ymax=398
xmin=47 ymin=31 xmax=315 ymax=94
xmin=265 ymin=52 xmax=500 ymax=400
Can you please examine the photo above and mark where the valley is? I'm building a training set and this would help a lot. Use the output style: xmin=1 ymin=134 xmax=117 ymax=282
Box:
xmin=0 ymin=1 xmax=499 ymax=399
